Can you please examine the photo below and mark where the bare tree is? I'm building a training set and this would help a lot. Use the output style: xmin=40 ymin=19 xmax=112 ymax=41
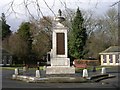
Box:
xmin=8 ymin=33 xmax=28 ymax=64
xmin=84 ymin=7 xmax=118 ymax=58
xmin=30 ymin=16 xmax=53 ymax=60
xmin=101 ymin=8 xmax=118 ymax=45
xmin=82 ymin=10 xmax=98 ymax=38
xmin=110 ymin=0 xmax=120 ymax=7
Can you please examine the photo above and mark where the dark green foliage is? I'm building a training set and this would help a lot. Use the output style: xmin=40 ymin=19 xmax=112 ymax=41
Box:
xmin=18 ymin=22 xmax=31 ymax=42
xmin=17 ymin=22 xmax=34 ymax=64
xmin=0 ymin=20 xmax=2 ymax=39
xmin=18 ymin=22 xmax=32 ymax=53
xmin=68 ymin=8 xmax=87 ymax=59
xmin=1 ymin=13 xmax=11 ymax=40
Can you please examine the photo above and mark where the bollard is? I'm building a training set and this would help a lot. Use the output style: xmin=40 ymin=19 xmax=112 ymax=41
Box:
xmin=36 ymin=70 xmax=40 ymax=78
xmin=101 ymin=67 xmax=106 ymax=74
xmin=82 ymin=68 xmax=88 ymax=78
xmin=12 ymin=74 xmax=17 ymax=79
xmin=15 ymin=68 xmax=19 ymax=75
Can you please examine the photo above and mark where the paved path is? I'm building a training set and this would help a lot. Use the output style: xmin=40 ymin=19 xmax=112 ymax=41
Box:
xmin=1 ymin=67 xmax=120 ymax=89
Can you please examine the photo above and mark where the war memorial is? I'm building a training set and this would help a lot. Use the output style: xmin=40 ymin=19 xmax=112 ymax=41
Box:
xmin=11 ymin=10 xmax=116 ymax=84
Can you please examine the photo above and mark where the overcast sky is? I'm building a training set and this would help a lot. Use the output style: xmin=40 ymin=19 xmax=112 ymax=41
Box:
xmin=0 ymin=0 xmax=119 ymax=32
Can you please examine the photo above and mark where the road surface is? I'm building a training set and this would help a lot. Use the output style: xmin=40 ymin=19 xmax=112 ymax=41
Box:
xmin=0 ymin=67 xmax=119 ymax=89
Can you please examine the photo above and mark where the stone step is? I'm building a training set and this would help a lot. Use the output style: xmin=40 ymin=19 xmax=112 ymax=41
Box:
xmin=90 ymin=74 xmax=109 ymax=80
xmin=95 ymin=74 xmax=116 ymax=82
xmin=89 ymin=74 xmax=116 ymax=82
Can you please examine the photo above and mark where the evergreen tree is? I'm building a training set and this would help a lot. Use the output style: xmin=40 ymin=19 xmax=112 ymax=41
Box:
xmin=18 ymin=22 xmax=31 ymax=42
xmin=68 ymin=8 xmax=87 ymax=59
xmin=18 ymin=22 xmax=33 ymax=64
xmin=18 ymin=22 xmax=33 ymax=55
xmin=1 ymin=13 xmax=11 ymax=40
xmin=0 ymin=19 xmax=2 ymax=39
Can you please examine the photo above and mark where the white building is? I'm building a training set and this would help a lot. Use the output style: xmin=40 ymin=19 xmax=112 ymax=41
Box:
xmin=0 ymin=48 xmax=13 ymax=66
xmin=99 ymin=46 xmax=120 ymax=66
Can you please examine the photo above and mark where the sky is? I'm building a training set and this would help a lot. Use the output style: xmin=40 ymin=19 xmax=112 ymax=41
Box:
xmin=0 ymin=0 xmax=119 ymax=32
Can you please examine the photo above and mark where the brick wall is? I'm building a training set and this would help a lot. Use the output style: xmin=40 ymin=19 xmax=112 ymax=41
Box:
xmin=74 ymin=59 xmax=100 ymax=66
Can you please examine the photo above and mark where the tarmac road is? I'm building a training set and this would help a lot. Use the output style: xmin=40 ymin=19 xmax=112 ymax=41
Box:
xmin=0 ymin=67 xmax=120 ymax=89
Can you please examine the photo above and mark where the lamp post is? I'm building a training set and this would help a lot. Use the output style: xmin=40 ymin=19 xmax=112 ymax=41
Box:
xmin=27 ymin=35 xmax=33 ymax=65
xmin=28 ymin=36 xmax=33 ymax=54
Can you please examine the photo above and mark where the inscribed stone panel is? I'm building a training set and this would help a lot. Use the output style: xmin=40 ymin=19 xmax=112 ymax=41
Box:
xmin=56 ymin=33 xmax=65 ymax=55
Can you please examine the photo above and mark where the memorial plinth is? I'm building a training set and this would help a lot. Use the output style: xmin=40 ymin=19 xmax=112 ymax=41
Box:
xmin=46 ymin=10 xmax=75 ymax=74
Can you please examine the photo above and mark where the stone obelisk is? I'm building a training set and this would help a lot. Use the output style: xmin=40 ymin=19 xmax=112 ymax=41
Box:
xmin=46 ymin=9 xmax=75 ymax=74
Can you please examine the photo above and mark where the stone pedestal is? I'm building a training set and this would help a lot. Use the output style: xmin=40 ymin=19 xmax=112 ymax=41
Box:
xmin=46 ymin=66 xmax=75 ymax=74
xmin=46 ymin=10 xmax=75 ymax=74
xmin=51 ymin=58 xmax=70 ymax=67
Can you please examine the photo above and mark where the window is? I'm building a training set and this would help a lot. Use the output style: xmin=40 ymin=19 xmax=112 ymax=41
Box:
xmin=109 ymin=55 xmax=113 ymax=63
xmin=103 ymin=55 xmax=107 ymax=63
xmin=4 ymin=56 xmax=7 ymax=60
xmin=116 ymin=55 xmax=119 ymax=63
xmin=8 ymin=56 xmax=12 ymax=64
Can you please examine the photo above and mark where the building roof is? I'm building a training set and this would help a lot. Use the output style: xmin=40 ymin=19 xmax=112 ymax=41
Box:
xmin=99 ymin=46 xmax=120 ymax=54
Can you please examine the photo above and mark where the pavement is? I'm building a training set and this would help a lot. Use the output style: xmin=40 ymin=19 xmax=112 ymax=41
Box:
xmin=0 ymin=66 xmax=120 ymax=89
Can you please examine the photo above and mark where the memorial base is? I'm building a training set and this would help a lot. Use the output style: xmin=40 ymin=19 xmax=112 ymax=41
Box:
xmin=46 ymin=66 xmax=75 ymax=74
xmin=51 ymin=58 xmax=70 ymax=67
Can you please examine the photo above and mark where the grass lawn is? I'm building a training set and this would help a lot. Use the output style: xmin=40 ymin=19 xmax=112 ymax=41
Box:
xmin=1 ymin=65 xmax=114 ymax=72
xmin=0 ymin=66 xmax=44 ymax=70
